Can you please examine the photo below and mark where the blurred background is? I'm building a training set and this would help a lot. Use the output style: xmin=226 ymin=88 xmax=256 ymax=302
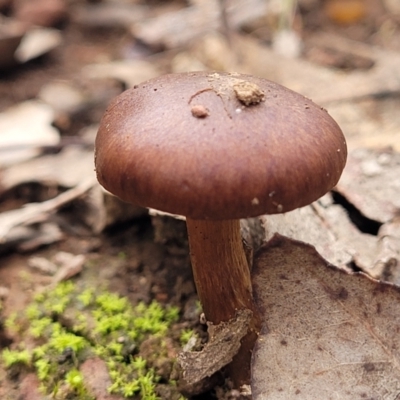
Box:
xmin=1 ymin=0 xmax=400 ymax=155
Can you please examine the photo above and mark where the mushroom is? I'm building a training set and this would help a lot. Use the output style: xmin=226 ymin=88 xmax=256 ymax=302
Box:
xmin=94 ymin=71 xmax=347 ymax=386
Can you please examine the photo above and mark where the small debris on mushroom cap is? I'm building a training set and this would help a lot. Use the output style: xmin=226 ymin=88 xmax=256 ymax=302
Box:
xmin=191 ymin=104 xmax=209 ymax=118
xmin=233 ymin=80 xmax=265 ymax=106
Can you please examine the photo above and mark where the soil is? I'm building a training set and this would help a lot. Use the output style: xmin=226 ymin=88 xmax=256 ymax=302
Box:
xmin=0 ymin=0 xmax=399 ymax=399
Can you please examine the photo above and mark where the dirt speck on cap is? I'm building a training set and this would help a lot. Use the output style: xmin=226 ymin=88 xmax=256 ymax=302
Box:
xmin=191 ymin=104 xmax=209 ymax=118
xmin=233 ymin=80 xmax=265 ymax=106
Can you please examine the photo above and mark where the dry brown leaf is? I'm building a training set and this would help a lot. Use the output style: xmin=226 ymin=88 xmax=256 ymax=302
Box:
xmin=179 ymin=309 xmax=252 ymax=385
xmin=14 ymin=27 xmax=62 ymax=63
xmin=372 ymin=219 xmax=400 ymax=283
xmin=261 ymin=197 xmax=354 ymax=270
xmin=0 ymin=147 xmax=94 ymax=190
xmin=238 ymin=32 xmax=400 ymax=104
xmin=0 ymin=18 xmax=26 ymax=69
xmin=336 ymin=148 xmax=400 ymax=224
xmin=261 ymin=148 xmax=400 ymax=281
xmin=83 ymin=60 xmax=161 ymax=89
xmin=0 ymin=179 xmax=96 ymax=244
xmin=0 ymin=100 xmax=59 ymax=167
xmin=0 ymin=146 xmax=145 ymax=244
xmin=251 ymin=234 xmax=400 ymax=399
xmin=261 ymin=193 xmax=381 ymax=274
xmin=233 ymin=34 xmax=400 ymax=152
xmin=130 ymin=0 xmax=268 ymax=49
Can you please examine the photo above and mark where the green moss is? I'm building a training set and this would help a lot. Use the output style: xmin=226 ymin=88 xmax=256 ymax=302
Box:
xmin=1 ymin=280 xmax=189 ymax=399
xmin=179 ymin=329 xmax=197 ymax=346
xmin=29 ymin=317 xmax=54 ymax=338
xmin=2 ymin=348 xmax=30 ymax=368
xmin=77 ymin=288 xmax=95 ymax=307
xmin=96 ymin=292 xmax=129 ymax=314
xmin=4 ymin=312 xmax=19 ymax=335
xmin=25 ymin=303 xmax=41 ymax=320
xmin=65 ymin=369 xmax=88 ymax=397
xmin=49 ymin=329 xmax=89 ymax=353
xmin=107 ymin=356 xmax=159 ymax=399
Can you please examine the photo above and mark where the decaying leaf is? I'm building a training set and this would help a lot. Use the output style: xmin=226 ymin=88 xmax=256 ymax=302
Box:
xmin=261 ymin=193 xmax=381 ymax=273
xmin=251 ymin=234 xmax=400 ymax=400
xmin=0 ymin=100 xmax=59 ymax=167
xmin=83 ymin=60 xmax=161 ymax=89
xmin=0 ymin=146 xmax=146 ymax=251
xmin=179 ymin=309 xmax=252 ymax=385
xmin=261 ymin=148 xmax=400 ymax=281
xmin=0 ymin=147 xmax=94 ymax=190
xmin=14 ymin=27 xmax=62 ymax=63
xmin=8 ymin=223 xmax=63 ymax=253
xmin=372 ymin=219 xmax=400 ymax=283
xmin=0 ymin=18 xmax=26 ymax=69
xmin=130 ymin=0 xmax=268 ymax=50
xmin=28 ymin=251 xmax=85 ymax=287
xmin=261 ymin=196 xmax=354 ymax=270
xmin=0 ymin=179 xmax=96 ymax=244
xmin=49 ymin=252 xmax=85 ymax=287
xmin=336 ymin=148 xmax=400 ymax=224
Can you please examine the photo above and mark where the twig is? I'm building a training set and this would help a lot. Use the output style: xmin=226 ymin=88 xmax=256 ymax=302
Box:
xmin=0 ymin=178 xmax=97 ymax=243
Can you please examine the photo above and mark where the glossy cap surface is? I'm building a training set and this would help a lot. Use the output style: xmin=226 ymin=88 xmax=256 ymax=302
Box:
xmin=95 ymin=72 xmax=347 ymax=219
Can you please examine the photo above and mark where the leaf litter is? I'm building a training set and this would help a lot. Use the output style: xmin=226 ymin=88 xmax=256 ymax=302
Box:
xmin=251 ymin=234 xmax=400 ymax=400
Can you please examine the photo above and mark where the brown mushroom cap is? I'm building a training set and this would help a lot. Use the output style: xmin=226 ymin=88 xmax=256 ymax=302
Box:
xmin=95 ymin=72 xmax=347 ymax=220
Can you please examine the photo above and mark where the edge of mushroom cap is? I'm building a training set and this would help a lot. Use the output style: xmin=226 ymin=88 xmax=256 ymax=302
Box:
xmin=95 ymin=71 xmax=347 ymax=220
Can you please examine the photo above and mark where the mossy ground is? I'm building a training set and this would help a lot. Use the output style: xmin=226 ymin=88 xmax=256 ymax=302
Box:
xmin=0 ymin=267 xmax=198 ymax=400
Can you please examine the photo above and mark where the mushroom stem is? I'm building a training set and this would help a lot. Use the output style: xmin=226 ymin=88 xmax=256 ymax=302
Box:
xmin=186 ymin=218 xmax=261 ymax=384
